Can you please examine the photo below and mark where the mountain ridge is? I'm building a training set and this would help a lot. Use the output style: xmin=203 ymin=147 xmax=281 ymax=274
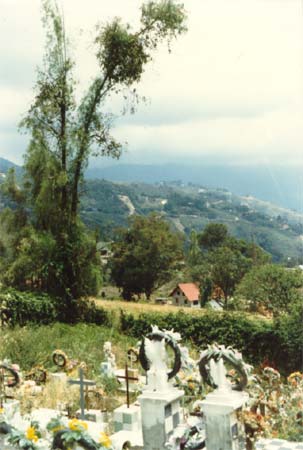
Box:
xmin=1 ymin=157 xmax=302 ymax=262
xmin=86 ymin=163 xmax=303 ymax=212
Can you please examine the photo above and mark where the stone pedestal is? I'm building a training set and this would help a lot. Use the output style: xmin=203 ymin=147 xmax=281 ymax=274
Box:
xmin=138 ymin=389 xmax=184 ymax=450
xmin=114 ymin=403 xmax=141 ymax=432
xmin=49 ymin=372 xmax=67 ymax=384
xmin=201 ymin=389 xmax=248 ymax=450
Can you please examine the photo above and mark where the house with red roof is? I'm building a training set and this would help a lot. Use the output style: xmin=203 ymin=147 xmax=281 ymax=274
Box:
xmin=170 ymin=283 xmax=200 ymax=308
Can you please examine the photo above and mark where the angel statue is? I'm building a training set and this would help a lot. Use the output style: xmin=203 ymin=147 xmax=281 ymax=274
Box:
xmin=103 ymin=341 xmax=116 ymax=368
xmin=139 ymin=325 xmax=182 ymax=393
xmin=144 ymin=336 xmax=169 ymax=392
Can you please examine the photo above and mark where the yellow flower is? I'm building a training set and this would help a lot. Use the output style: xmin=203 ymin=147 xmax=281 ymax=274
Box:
xmin=68 ymin=418 xmax=88 ymax=431
xmin=288 ymin=371 xmax=303 ymax=380
xmin=26 ymin=426 xmax=38 ymax=442
xmin=99 ymin=431 xmax=112 ymax=448
xmin=0 ymin=408 xmax=4 ymax=414
xmin=51 ymin=425 xmax=65 ymax=434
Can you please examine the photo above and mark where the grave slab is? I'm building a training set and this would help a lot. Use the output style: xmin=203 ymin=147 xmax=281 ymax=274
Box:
xmin=255 ymin=439 xmax=303 ymax=450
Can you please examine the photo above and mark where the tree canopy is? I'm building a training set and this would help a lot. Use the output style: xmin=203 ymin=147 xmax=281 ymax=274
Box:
xmin=110 ymin=214 xmax=184 ymax=300
xmin=235 ymin=264 xmax=303 ymax=316
xmin=189 ymin=222 xmax=271 ymax=306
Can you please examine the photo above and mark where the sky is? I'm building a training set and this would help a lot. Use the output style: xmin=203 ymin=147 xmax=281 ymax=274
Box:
xmin=1 ymin=0 xmax=303 ymax=168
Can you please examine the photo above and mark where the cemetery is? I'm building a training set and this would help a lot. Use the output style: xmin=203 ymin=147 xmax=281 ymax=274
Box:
xmin=0 ymin=324 xmax=302 ymax=450
xmin=1 ymin=0 xmax=302 ymax=449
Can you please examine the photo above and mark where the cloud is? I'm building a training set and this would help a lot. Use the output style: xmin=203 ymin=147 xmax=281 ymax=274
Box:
xmin=0 ymin=0 xmax=302 ymax=166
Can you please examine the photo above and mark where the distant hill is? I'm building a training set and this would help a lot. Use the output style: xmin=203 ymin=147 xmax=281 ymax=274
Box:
xmin=86 ymin=164 xmax=303 ymax=212
xmin=0 ymin=157 xmax=21 ymax=174
xmin=1 ymin=157 xmax=302 ymax=262
xmin=81 ymin=179 xmax=303 ymax=263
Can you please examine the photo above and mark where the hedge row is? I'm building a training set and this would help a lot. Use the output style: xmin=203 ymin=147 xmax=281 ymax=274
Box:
xmin=0 ymin=288 xmax=110 ymax=327
xmin=1 ymin=288 xmax=301 ymax=374
xmin=120 ymin=309 xmax=303 ymax=374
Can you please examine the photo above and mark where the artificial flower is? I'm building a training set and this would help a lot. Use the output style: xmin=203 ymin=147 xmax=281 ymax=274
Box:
xmin=26 ymin=426 xmax=39 ymax=442
xmin=99 ymin=431 xmax=112 ymax=448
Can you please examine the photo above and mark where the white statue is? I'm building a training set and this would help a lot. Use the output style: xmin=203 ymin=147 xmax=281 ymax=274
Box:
xmin=209 ymin=357 xmax=231 ymax=392
xmin=103 ymin=341 xmax=116 ymax=369
xmin=144 ymin=336 xmax=170 ymax=392
xmin=100 ymin=341 xmax=117 ymax=377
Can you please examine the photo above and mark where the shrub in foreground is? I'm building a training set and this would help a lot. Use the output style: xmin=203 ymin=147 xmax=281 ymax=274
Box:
xmin=0 ymin=288 xmax=109 ymax=326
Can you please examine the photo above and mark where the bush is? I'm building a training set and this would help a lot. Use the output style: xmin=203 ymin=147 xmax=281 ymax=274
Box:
xmin=0 ymin=289 xmax=58 ymax=326
xmin=273 ymin=301 xmax=303 ymax=373
xmin=0 ymin=288 xmax=109 ymax=327
xmin=120 ymin=309 xmax=301 ymax=374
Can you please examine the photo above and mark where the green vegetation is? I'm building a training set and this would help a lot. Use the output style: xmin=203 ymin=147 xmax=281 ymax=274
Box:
xmin=189 ymin=223 xmax=270 ymax=306
xmin=0 ymin=0 xmax=186 ymax=314
xmin=0 ymin=288 xmax=110 ymax=326
xmin=78 ymin=180 xmax=303 ymax=263
xmin=235 ymin=264 xmax=303 ymax=316
xmin=0 ymin=322 xmax=136 ymax=377
xmin=110 ymin=214 xmax=184 ymax=300
xmin=0 ymin=301 xmax=302 ymax=376
xmin=120 ymin=308 xmax=303 ymax=374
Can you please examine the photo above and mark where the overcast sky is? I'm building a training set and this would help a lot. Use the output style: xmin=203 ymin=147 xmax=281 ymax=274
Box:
xmin=1 ymin=0 xmax=303 ymax=167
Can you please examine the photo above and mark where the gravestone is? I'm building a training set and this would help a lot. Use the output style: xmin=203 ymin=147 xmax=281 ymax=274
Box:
xmin=138 ymin=325 xmax=184 ymax=450
xmin=199 ymin=344 xmax=250 ymax=450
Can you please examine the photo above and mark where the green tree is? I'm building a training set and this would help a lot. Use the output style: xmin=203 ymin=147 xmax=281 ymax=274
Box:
xmin=110 ymin=214 xmax=184 ymax=300
xmin=198 ymin=223 xmax=228 ymax=250
xmin=190 ymin=223 xmax=270 ymax=307
xmin=0 ymin=0 xmax=186 ymax=306
xmin=235 ymin=264 xmax=303 ymax=316
xmin=207 ymin=246 xmax=251 ymax=306
xmin=187 ymin=229 xmax=202 ymax=266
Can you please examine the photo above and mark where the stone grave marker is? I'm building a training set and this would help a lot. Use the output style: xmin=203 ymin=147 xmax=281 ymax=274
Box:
xmin=199 ymin=344 xmax=250 ymax=450
xmin=137 ymin=325 xmax=184 ymax=450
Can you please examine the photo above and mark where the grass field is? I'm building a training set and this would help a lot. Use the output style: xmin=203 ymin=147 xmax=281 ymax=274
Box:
xmin=93 ymin=298 xmax=208 ymax=316
xmin=92 ymin=297 xmax=270 ymax=321
xmin=0 ymin=322 xmax=137 ymax=376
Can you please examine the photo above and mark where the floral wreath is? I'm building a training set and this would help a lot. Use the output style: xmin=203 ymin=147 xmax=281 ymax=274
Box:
xmin=52 ymin=350 xmax=68 ymax=369
xmin=139 ymin=325 xmax=182 ymax=380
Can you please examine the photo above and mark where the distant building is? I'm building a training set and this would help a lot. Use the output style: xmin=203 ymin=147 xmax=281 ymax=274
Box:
xmin=170 ymin=283 xmax=200 ymax=308
xmin=97 ymin=241 xmax=113 ymax=265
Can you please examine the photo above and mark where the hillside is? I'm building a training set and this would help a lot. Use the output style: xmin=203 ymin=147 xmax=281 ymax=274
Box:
xmin=81 ymin=179 xmax=303 ymax=263
xmin=0 ymin=158 xmax=302 ymax=262
xmin=0 ymin=156 xmax=22 ymax=175
xmin=86 ymin=163 xmax=303 ymax=212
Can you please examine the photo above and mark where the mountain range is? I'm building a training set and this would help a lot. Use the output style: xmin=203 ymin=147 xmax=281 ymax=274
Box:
xmin=1 ymin=157 xmax=303 ymax=262
xmin=86 ymin=163 xmax=303 ymax=213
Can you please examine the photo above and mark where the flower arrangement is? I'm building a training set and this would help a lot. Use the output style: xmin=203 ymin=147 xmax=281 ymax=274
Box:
xmin=7 ymin=422 xmax=42 ymax=450
xmin=47 ymin=417 xmax=112 ymax=449
xmin=246 ymin=367 xmax=303 ymax=443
